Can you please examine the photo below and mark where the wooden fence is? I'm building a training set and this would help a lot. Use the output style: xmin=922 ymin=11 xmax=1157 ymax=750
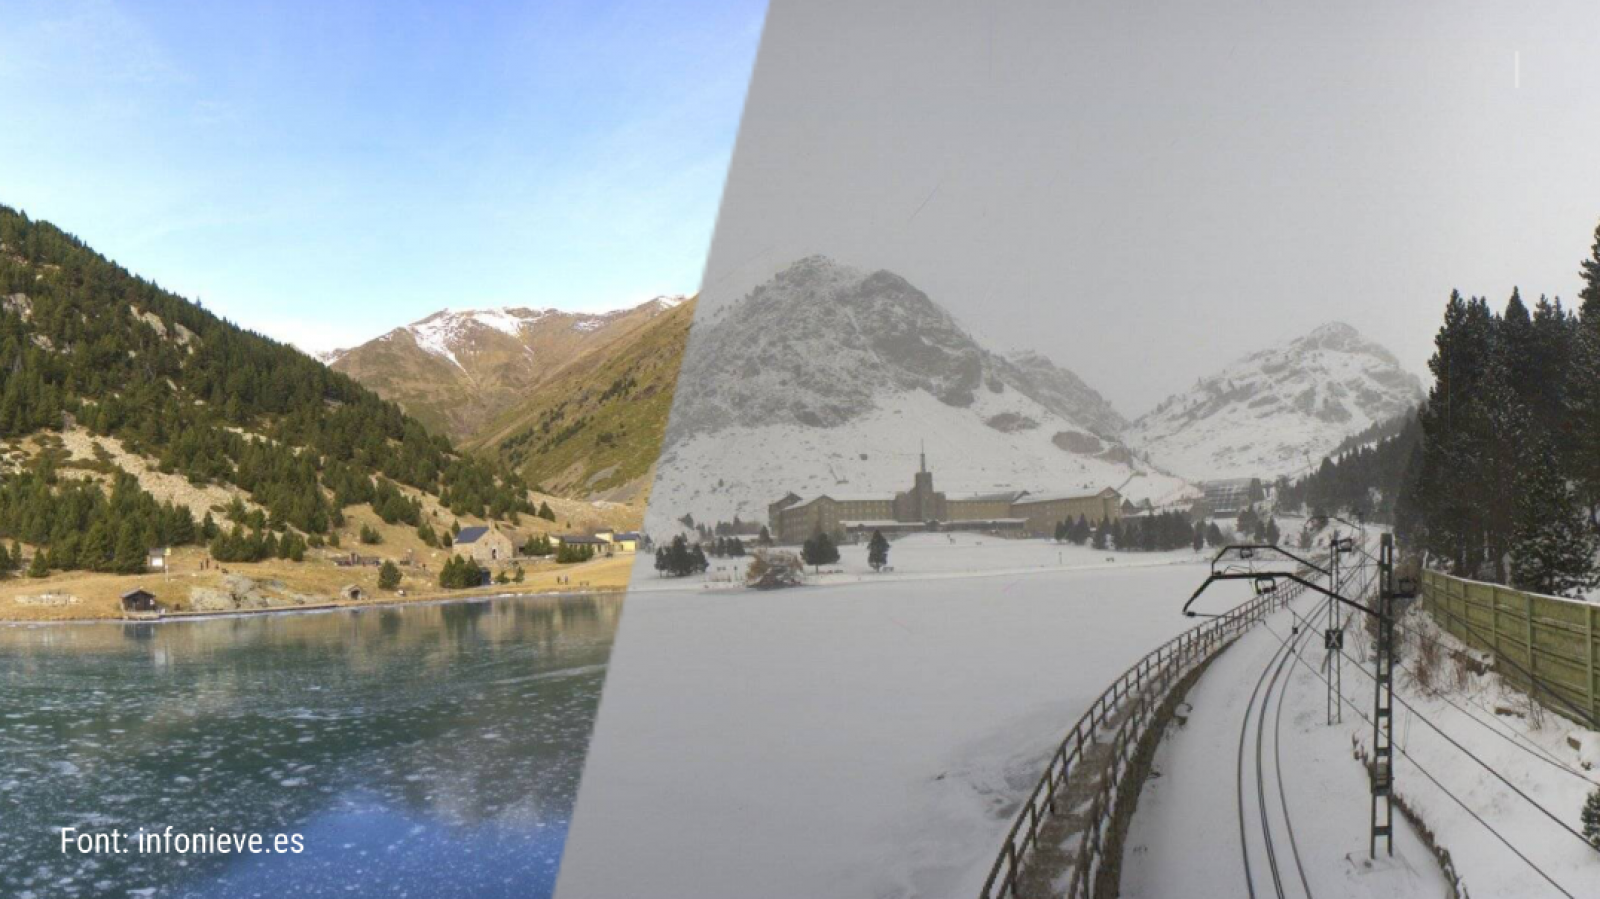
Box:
xmin=1420 ymin=569 xmax=1600 ymax=727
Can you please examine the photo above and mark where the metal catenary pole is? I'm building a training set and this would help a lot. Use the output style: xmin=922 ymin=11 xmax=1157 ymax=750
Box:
xmin=1327 ymin=533 xmax=1343 ymax=725
xmin=1369 ymin=533 xmax=1396 ymax=857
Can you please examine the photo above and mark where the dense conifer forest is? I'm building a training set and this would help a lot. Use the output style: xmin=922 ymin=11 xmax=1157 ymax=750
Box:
xmin=1276 ymin=414 xmax=1421 ymax=523
xmin=1279 ymin=218 xmax=1600 ymax=596
xmin=0 ymin=205 xmax=533 ymax=575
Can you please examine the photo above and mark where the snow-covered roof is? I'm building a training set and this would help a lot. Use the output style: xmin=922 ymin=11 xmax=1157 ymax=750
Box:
xmin=951 ymin=490 xmax=1030 ymax=503
xmin=787 ymin=493 xmax=893 ymax=508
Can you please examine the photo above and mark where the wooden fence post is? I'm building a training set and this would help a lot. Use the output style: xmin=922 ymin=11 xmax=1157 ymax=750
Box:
xmin=1524 ymin=590 xmax=1536 ymax=684
xmin=1589 ymin=603 xmax=1597 ymax=725
xmin=1487 ymin=584 xmax=1499 ymax=658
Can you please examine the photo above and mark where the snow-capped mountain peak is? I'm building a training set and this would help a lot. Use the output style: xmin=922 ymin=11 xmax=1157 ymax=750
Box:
xmin=323 ymin=293 xmax=692 ymax=439
xmin=325 ymin=296 xmax=689 ymax=370
xmin=651 ymin=256 xmax=1188 ymax=527
xmin=1124 ymin=321 xmax=1422 ymax=482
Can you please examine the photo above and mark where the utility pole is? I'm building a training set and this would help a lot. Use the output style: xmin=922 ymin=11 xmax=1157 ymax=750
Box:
xmin=1370 ymin=533 xmax=1397 ymax=857
xmin=1326 ymin=531 xmax=1343 ymax=725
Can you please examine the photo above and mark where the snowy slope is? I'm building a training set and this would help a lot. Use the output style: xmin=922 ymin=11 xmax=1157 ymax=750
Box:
xmin=1125 ymin=322 xmax=1422 ymax=482
xmin=651 ymin=256 xmax=1188 ymax=527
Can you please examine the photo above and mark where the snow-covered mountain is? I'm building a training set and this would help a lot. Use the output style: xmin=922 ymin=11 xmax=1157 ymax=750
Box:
xmin=650 ymin=256 xmax=1189 ymax=527
xmin=327 ymin=295 xmax=688 ymax=439
xmin=1124 ymin=322 xmax=1422 ymax=482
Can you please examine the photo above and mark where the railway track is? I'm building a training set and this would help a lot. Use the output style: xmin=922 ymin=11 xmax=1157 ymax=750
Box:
xmin=1236 ymin=594 xmax=1327 ymax=899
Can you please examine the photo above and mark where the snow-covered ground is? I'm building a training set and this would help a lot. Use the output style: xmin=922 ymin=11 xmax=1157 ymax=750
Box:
xmin=1125 ymin=592 xmax=1600 ymax=898
xmin=655 ymin=532 xmax=1211 ymax=591
xmin=1372 ymin=606 xmax=1600 ymax=897
xmin=650 ymin=388 xmax=1194 ymax=529
xmin=555 ymin=544 xmax=1255 ymax=899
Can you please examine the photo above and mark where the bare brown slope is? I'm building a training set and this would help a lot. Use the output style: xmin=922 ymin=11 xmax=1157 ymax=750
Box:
xmin=329 ymin=298 xmax=686 ymax=441
xmin=464 ymin=298 xmax=696 ymax=504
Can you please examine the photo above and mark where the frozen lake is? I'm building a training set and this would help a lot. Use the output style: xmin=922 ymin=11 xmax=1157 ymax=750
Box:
xmin=0 ymin=594 xmax=620 ymax=899
xmin=556 ymin=540 xmax=1256 ymax=899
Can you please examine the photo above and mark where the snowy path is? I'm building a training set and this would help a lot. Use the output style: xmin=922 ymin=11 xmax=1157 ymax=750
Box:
xmin=1123 ymin=593 xmax=1451 ymax=898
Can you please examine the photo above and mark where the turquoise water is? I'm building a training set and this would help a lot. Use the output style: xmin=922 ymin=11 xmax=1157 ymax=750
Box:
xmin=0 ymin=595 xmax=620 ymax=899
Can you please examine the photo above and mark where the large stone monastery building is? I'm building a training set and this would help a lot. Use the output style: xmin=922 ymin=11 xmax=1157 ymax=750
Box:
xmin=767 ymin=452 xmax=1122 ymax=543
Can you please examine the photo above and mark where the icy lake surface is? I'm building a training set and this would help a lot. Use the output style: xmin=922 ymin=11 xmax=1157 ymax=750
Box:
xmin=0 ymin=594 xmax=620 ymax=899
xmin=557 ymin=536 xmax=1259 ymax=899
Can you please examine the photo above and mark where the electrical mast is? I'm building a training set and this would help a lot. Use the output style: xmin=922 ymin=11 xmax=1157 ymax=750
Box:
xmin=1370 ymin=533 xmax=1397 ymax=857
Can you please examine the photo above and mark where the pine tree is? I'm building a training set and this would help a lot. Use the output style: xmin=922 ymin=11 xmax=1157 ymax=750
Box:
xmin=1527 ymin=295 xmax=1574 ymax=437
xmin=113 ymin=521 xmax=146 ymax=574
xmin=1404 ymin=292 xmax=1506 ymax=574
xmin=378 ymin=560 xmax=401 ymax=590
xmin=1477 ymin=353 xmax=1532 ymax=582
xmin=538 ymin=501 xmax=556 ymax=522
xmin=1582 ymin=786 xmax=1600 ymax=849
xmin=802 ymin=531 xmax=839 ymax=572
xmin=26 ymin=551 xmax=48 ymax=578
xmin=867 ymin=530 xmax=890 ymax=571
xmin=1581 ymin=220 xmax=1600 ymax=314
xmin=1071 ymin=515 xmax=1091 ymax=545
xmin=1236 ymin=507 xmax=1259 ymax=539
xmin=1509 ymin=437 xmax=1599 ymax=597
xmin=1571 ymin=250 xmax=1600 ymax=523
xmin=1205 ymin=521 xmax=1225 ymax=548
xmin=1500 ymin=288 xmax=1539 ymax=411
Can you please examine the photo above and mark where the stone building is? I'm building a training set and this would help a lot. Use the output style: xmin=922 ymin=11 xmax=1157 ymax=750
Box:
xmin=768 ymin=454 xmax=1121 ymax=543
xmin=1010 ymin=489 xmax=1124 ymax=536
xmin=453 ymin=526 xmax=516 ymax=565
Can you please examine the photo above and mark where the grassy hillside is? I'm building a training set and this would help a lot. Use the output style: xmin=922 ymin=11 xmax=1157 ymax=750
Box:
xmin=0 ymin=203 xmax=541 ymax=581
xmin=466 ymin=298 xmax=695 ymax=500
xmin=326 ymin=330 xmax=473 ymax=436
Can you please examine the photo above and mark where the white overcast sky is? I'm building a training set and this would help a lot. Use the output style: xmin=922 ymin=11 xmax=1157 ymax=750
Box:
xmin=694 ymin=0 xmax=1600 ymax=416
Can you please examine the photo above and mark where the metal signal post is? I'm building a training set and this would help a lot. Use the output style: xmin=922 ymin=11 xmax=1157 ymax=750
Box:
xmin=1370 ymin=533 xmax=1397 ymax=857
xmin=1327 ymin=533 xmax=1344 ymax=725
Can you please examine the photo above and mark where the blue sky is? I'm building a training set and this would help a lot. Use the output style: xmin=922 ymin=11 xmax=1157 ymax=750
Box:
xmin=0 ymin=0 xmax=766 ymax=351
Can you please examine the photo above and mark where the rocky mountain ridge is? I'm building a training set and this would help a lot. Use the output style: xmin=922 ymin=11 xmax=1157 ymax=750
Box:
xmin=1123 ymin=321 xmax=1423 ymax=481
xmin=327 ymin=295 xmax=688 ymax=440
